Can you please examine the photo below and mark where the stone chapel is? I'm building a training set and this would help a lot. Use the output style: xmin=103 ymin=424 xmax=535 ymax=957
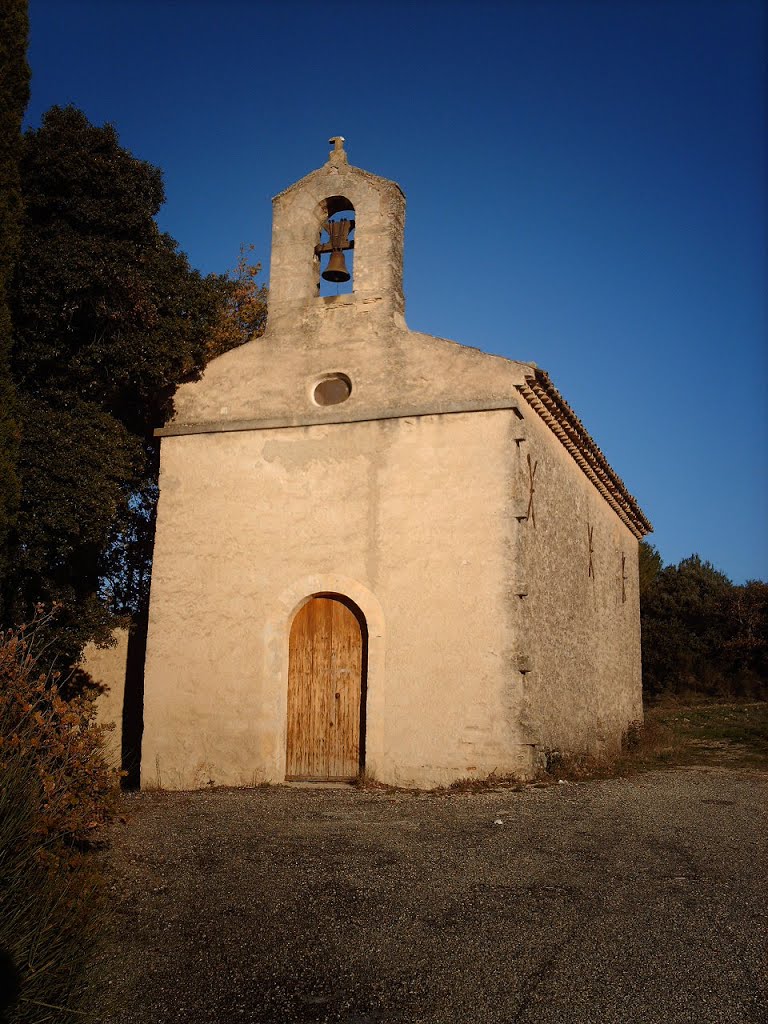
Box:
xmin=139 ymin=138 xmax=652 ymax=790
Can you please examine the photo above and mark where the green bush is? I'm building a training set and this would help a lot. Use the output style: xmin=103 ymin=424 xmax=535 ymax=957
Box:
xmin=0 ymin=610 xmax=120 ymax=1023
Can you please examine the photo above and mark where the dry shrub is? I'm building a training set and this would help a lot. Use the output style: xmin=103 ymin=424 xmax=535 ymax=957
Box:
xmin=446 ymin=772 xmax=524 ymax=794
xmin=352 ymin=769 xmax=397 ymax=792
xmin=0 ymin=610 xmax=121 ymax=1023
xmin=622 ymin=715 xmax=683 ymax=762
xmin=539 ymin=748 xmax=615 ymax=782
xmin=539 ymin=717 xmax=687 ymax=784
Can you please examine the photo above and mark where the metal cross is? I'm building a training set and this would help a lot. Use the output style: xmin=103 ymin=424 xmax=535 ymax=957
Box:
xmin=525 ymin=454 xmax=538 ymax=528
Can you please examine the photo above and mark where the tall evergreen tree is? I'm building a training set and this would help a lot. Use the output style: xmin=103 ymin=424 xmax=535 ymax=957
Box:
xmin=7 ymin=106 xmax=265 ymax=664
xmin=0 ymin=0 xmax=30 ymax=612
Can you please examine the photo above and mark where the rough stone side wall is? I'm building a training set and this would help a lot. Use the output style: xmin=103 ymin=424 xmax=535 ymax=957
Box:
xmin=512 ymin=402 xmax=643 ymax=757
xmin=141 ymin=410 xmax=528 ymax=790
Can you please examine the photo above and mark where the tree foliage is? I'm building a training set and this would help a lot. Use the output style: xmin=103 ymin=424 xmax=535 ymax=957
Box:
xmin=99 ymin=244 xmax=268 ymax=621
xmin=638 ymin=540 xmax=662 ymax=599
xmin=641 ymin=550 xmax=767 ymax=700
xmin=206 ymin=243 xmax=268 ymax=362
xmin=4 ymin=105 xmax=266 ymax=664
xmin=11 ymin=107 xmax=229 ymax=428
xmin=0 ymin=0 xmax=30 ymax=609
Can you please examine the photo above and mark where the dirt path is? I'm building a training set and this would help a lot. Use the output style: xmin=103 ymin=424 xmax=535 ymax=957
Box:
xmin=90 ymin=768 xmax=767 ymax=1024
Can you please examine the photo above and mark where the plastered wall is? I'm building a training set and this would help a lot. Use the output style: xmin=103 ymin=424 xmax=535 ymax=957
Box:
xmin=142 ymin=410 xmax=533 ymax=789
xmin=169 ymin=314 xmax=530 ymax=432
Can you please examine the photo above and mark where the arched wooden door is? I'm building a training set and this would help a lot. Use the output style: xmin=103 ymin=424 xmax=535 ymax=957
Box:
xmin=286 ymin=596 xmax=365 ymax=781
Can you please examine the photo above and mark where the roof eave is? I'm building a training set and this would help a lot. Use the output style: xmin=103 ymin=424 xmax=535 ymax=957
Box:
xmin=516 ymin=369 xmax=652 ymax=540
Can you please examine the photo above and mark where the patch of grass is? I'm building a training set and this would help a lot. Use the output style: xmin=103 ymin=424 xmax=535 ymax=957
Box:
xmin=643 ymin=700 xmax=768 ymax=766
xmin=537 ymin=701 xmax=768 ymax=785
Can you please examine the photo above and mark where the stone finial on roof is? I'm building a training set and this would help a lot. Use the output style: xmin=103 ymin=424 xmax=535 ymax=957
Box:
xmin=328 ymin=136 xmax=348 ymax=166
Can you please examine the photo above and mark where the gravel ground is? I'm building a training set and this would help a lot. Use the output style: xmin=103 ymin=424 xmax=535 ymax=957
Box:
xmin=90 ymin=767 xmax=767 ymax=1024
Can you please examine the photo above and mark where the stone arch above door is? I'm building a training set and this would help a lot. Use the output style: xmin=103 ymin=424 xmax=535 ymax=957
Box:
xmin=278 ymin=576 xmax=385 ymax=641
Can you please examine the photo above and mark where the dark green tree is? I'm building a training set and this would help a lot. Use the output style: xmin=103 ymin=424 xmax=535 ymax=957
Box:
xmin=638 ymin=540 xmax=663 ymax=599
xmin=641 ymin=553 xmax=766 ymax=700
xmin=6 ymin=106 xmax=264 ymax=665
xmin=724 ymin=579 xmax=768 ymax=693
xmin=0 ymin=0 xmax=30 ymax=612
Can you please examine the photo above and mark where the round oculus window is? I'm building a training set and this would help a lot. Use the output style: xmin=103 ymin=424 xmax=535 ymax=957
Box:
xmin=313 ymin=374 xmax=351 ymax=406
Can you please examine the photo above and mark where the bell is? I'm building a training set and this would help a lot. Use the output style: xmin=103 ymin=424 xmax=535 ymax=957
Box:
xmin=322 ymin=249 xmax=350 ymax=283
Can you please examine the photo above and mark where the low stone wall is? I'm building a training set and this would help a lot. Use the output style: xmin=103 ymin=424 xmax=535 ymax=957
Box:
xmin=79 ymin=627 xmax=129 ymax=769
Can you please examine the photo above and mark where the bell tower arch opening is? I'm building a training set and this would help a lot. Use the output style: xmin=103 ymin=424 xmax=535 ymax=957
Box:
xmin=267 ymin=136 xmax=406 ymax=327
xmin=316 ymin=195 xmax=355 ymax=298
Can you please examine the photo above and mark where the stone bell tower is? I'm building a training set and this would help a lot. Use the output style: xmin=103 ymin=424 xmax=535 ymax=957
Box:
xmin=267 ymin=136 xmax=406 ymax=333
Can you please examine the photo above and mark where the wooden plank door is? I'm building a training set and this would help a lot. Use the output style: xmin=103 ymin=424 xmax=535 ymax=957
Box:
xmin=286 ymin=597 xmax=363 ymax=781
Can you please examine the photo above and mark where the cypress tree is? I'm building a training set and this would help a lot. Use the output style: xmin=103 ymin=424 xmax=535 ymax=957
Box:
xmin=0 ymin=0 xmax=30 ymax=612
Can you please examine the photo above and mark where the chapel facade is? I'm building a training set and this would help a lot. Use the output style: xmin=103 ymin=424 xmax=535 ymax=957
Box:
xmin=140 ymin=138 xmax=652 ymax=790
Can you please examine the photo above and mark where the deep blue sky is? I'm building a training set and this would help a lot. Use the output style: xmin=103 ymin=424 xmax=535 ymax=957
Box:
xmin=26 ymin=0 xmax=767 ymax=583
